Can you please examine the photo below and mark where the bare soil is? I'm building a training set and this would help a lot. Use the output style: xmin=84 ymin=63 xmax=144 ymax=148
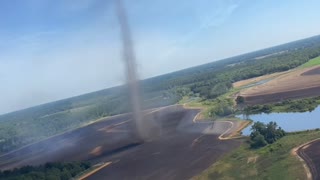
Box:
xmin=239 ymin=66 xmax=320 ymax=105
xmin=298 ymin=139 xmax=320 ymax=180
xmin=233 ymin=71 xmax=288 ymax=88
xmin=302 ymin=66 xmax=320 ymax=76
xmin=0 ymin=105 xmax=242 ymax=180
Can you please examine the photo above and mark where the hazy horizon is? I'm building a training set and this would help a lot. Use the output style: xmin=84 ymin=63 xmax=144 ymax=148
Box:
xmin=1 ymin=0 xmax=320 ymax=114
xmin=1 ymin=34 xmax=318 ymax=116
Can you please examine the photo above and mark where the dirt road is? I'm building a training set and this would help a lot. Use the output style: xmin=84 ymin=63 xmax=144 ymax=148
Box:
xmin=297 ymin=139 xmax=320 ymax=180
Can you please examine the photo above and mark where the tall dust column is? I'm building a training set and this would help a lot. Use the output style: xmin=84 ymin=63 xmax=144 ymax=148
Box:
xmin=115 ymin=0 xmax=147 ymax=141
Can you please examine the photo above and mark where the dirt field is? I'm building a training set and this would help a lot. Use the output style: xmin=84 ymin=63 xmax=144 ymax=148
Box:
xmin=233 ymin=71 xmax=288 ymax=88
xmin=297 ymin=139 xmax=320 ymax=180
xmin=0 ymin=105 xmax=242 ymax=180
xmin=302 ymin=66 xmax=320 ymax=76
xmin=239 ymin=65 xmax=320 ymax=105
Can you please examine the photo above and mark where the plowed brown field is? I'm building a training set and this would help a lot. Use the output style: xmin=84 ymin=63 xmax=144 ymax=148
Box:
xmin=0 ymin=105 xmax=242 ymax=180
xmin=239 ymin=66 xmax=320 ymax=105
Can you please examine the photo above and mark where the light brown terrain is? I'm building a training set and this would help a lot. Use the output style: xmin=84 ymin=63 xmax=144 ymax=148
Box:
xmin=233 ymin=71 xmax=288 ymax=88
xmin=239 ymin=66 xmax=320 ymax=105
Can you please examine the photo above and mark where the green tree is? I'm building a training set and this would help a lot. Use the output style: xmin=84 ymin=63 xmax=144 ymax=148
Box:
xmin=60 ymin=169 xmax=72 ymax=180
xmin=250 ymin=132 xmax=268 ymax=148
xmin=250 ymin=121 xmax=285 ymax=148
xmin=236 ymin=96 xmax=245 ymax=104
xmin=250 ymin=121 xmax=266 ymax=138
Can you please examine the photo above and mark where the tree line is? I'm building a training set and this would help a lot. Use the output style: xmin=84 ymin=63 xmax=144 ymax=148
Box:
xmin=0 ymin=162 xmax=90 ymax=180
xmin=1 ymin=35 xmax=320 ymax=154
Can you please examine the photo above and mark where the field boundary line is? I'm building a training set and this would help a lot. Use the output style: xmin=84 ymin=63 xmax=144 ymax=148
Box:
xmin=218 ymin=121 xmax=234 ymax=140
xmin=292 ymin=138 xmax=320 ymax=180
xmin=78 ymin=162 xmax=112 ymax=180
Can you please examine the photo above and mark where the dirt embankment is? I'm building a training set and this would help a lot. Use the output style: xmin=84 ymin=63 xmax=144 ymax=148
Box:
xmin=293 ymin=139 xmax=320 ymax=180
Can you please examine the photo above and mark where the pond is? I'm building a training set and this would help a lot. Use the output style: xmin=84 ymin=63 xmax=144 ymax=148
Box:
xmin=239 ymin=106 xmax=320 ymax=135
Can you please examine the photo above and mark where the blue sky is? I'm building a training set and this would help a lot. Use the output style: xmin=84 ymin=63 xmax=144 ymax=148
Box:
xmin=0 ymin=0 xmax=320 ymax=114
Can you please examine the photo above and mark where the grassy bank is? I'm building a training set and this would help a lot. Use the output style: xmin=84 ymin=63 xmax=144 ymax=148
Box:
xmin=300 ymin=56 xmax=320 ymax=68
xmin=180 ymin=87 xmax=242 ymax=120
xmin=193 ymin=130 xmax=320 ymax=180
xmin=180 ymin=98 xmax=234 ymax=120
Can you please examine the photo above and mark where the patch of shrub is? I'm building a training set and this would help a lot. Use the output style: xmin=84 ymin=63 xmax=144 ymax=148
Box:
xmin=0 ymin=162 xmax=91 ymax=180
xmin=250 ymin=121 xmax=286 ymax=148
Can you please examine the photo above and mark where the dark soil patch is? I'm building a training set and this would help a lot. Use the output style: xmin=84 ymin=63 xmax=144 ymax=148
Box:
xmin=0 ymin=106 xmax=241 ymax=180
xmin=301 ymin=67 xmax=320 ymax=76
xmin=244 ymin=86 xmax=320 ymax=105
xmin=298 ymin=140 xmax=320 ymax=180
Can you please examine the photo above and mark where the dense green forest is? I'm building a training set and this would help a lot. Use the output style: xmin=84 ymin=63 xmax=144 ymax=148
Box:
xmin=1 ymin=35 xmax=320 ymax=154
xmin=0 ymin=162 xmax=90 ymax=180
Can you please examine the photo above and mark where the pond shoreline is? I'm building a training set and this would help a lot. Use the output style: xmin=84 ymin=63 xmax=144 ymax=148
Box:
xmin=238 ymin=106 xmax=320 ymax=135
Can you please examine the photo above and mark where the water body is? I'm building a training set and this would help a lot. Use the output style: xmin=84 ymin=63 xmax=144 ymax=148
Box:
xmin=239 ymin=106 xmax=320 ymax=135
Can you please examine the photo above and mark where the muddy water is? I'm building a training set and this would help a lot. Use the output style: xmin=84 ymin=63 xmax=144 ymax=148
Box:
xmin=239 ymin=106 xmax=320 ymax=135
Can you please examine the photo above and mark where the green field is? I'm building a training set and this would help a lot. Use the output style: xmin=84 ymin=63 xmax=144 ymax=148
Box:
xmin=301 ymin=56 xmax=320 ymax=68
xmin=193 ymin=130 xmax=320 ymax=180
xmin=180 ymin=91 xmax=237 ymax=120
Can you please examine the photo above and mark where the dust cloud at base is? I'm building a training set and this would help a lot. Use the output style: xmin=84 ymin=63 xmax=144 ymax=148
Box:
xmin=115 ymin=0 xmax=160 ymax=142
